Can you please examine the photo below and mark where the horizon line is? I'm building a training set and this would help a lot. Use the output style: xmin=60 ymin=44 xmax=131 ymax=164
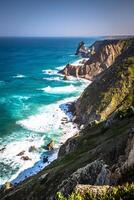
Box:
xmin=0 ymin=34 xmax=134 ymax=38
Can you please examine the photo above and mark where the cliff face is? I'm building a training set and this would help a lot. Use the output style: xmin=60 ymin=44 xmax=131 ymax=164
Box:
xmin=0 ymin=38 xmax=134 ymax=200
xmin=60 ymin=39 xmax=133 ymax=80
xmin=74 ymin=41 xmax=134 ymax=126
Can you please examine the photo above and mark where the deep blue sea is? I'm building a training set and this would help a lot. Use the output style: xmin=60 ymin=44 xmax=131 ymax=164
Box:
xmin=0 ymin=37 xmax=96 ymax=185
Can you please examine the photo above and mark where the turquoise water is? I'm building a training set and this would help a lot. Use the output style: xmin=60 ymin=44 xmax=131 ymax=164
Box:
xmin=0 ymin=37 xmax=96 ymax=185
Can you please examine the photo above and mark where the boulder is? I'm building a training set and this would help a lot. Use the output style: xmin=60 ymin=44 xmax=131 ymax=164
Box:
xmin=29 ymin=146 xmax=37 ymax=152
xmin=43 ymin=156 xmax=49 ymax=163
xmin=17 ymin=150 xmax=25 ymax=156
xmin=21 ymin=156 xmax=31 ymax=161
xmin=0 ymin=146 xmax=6 ymax=153
xmin=47 ymin=140 xmax=55 ymax=151
xmin=4 ymin=182 xmax=13 ymax=191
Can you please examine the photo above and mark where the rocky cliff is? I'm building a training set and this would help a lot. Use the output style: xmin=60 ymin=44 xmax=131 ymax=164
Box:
xmin=0 ymin=38 xmax=134 ymax=200
xmin=60 ymin=39 xmax=133 ymax=80
xmin=75 ymin=41 xmax=90 ymax=57
xmin=74 ymin=40 xmax=134 ymax=126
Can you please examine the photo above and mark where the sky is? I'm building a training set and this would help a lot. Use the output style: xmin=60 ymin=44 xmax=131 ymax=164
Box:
xmin=0 ymin=0 xmax=134 ymax=37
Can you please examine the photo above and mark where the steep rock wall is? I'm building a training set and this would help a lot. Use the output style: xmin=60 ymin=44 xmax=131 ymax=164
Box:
xmin=60 ymin=39 xmax=133 ymax=80
xmin=74 ymin=42 xmax=134 ymax=126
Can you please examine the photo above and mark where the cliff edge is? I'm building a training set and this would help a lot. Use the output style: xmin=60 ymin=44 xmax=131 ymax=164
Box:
xmin=60 ymin=39 xmax=133 ymax=80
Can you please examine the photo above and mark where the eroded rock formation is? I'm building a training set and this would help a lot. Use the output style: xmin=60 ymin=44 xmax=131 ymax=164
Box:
xmin=60 ymin=39 xmax=133 ymax=80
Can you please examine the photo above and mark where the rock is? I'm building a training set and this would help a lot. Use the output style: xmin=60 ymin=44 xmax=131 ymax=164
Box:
xmin=47 ymin=140 xmax=55 ymax=151
xmin=58 ymin=135 xmax=78 ymax=157
xmin=39 ymin=173 xmax=48 ymax=181
xmin=75 ymin=41 xmax=90 ymax=57
xmin=21 ymin=156 xmax=31 ymax=161
xmin=59 ymin=39 xmax=131 ymax=80
xmin=29 ymin=146 xmax=37 ymax=152
xmin=0 ymin=146 xmax=6 ymax=153
xmin=63 ymin=75 xmax=69 ymax=80
xmin=80 ymin=124 xmax=84 ymax=130
xmin=74 ymin=39 xmax=134 ymax=126
xmin=39 ymin=173 xmax=48 ymax=184
xmin=4 ymin=182 xmax=13 ymax=191
xmin=17 ymin=150 xmax=25 ymax=156
xmin=57 ymin=160 xmax=104 ymax=196
xmin=61 ymin=117 xmax=68 ymax=122
xmin=43 ymin=156 xmax=49 ymax=163
xmin=74 ymin=184 xmax=110 ymax=198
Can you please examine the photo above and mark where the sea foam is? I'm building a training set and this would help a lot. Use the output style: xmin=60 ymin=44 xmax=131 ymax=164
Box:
xmin=40 ymin=85 xmax=76 ymax=94
xmin=13 ymin=74 xmax=27 ymax=78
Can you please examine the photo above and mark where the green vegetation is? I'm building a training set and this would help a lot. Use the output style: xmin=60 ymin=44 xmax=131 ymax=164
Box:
xmin=57 ymin=183 xmax=134 ymax=200
xmin=57 ymin=192 xmax=83 ymax=200
xmin=78 ymin=61 xmax=133 ymax=124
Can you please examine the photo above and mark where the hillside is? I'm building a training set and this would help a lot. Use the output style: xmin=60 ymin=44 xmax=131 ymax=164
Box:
xmin=0 ymin=38 xmax=134 ymax=200
xmin=74 ymin=40 xmax=134 ymax=126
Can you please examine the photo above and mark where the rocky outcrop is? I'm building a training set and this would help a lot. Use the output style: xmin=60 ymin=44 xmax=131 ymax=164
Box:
xmin=57 ymin=117 xmax=134 ymax=195
xmin=46 ymin=140 xmax=55 ymax=151
xmin=60 ymin=39 xmax=134 ymax=80
xmin=1 ymin=111 xmax=133 ymax=200
xmin=74 ymin=41 xmax=134 ymax=126
xmin=75 ymin=41 xmax=90 ymax=57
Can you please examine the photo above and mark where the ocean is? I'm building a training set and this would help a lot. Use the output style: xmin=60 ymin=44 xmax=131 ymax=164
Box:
xmin=0 ymin=37 xmax=96 ymax=185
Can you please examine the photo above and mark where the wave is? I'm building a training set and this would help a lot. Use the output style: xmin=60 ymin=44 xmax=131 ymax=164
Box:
xmin=71 ymin=58 xmax=89 ymax=66
xmin=69 ymin=54 xmax=75 ymax=57
xmin=40 ymin=85 xmax=76 ymax=94
xmin=0 ymin=135 xmax=44 ymax=185
xmin=43 ymin=76 xmax=81 ymax=84
xmin=13 ymin=74 xmax=27 ymax=78
xmin=12 ymin=95 xmax=30 ymax=101
xmin=43 ymin=77 xmax=61 ymax=81
xmin=16 ymin=96 xmax=78 ymax=133
xmin=0 ymin=96 xmax=80 ymax=185
xmin=17 ymin=103 xmax=65 ymax=133
xmin=55 ymin=58 xmax=89 ymax=71
xmin=0 ymin=74 xmax=90 ymax=185
xmin=56 ymin=65 xmax=65 ymax=70
xmin=0 ymin=95 xmax=30 ymax=105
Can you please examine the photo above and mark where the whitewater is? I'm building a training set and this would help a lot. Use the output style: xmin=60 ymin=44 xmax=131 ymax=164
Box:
xmin=0 ymin=37 xmax=95 ymax=185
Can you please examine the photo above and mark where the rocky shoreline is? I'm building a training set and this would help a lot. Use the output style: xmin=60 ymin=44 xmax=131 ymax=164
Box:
xmin=0 ymin=96 xmax=81 ymax=188
xmin=0 ymin=37 xmax=134 ymax=200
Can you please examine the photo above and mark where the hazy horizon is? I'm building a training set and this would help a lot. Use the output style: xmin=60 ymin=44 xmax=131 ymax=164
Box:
xmin=0 ymin=0 xmax=134 ymax=37
xmin=0 ymin=35 xmax=134 ymax=38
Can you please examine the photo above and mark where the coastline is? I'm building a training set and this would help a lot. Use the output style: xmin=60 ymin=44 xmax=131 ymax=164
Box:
xmin=10 ymin=97 xmax=79 ymax=186
xmin=0 ymin=57 xmax=91 ymax=187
